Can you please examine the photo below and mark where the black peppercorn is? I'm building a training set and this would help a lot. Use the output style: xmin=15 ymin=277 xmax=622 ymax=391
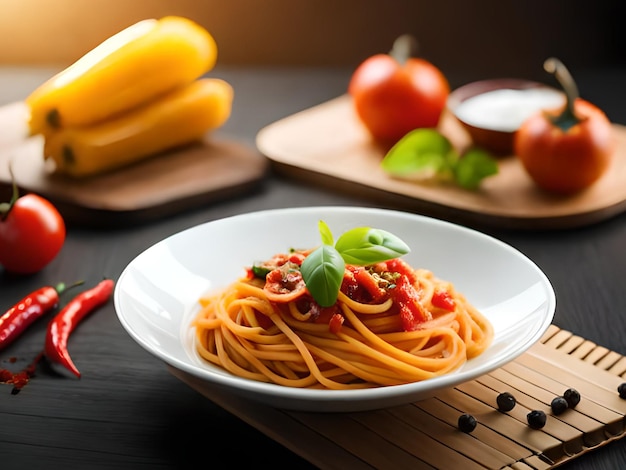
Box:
xmin=496 ymin=392 xmax=516 ymax=412
xmin=563 ymin=388 xmax=581 ymax=408
xmin=527 ymin=410 xmax=547 ymax=429
xmin=618 ymin=383 xmax=626 ymax=399
xmin=550 ymin=396 xmax=568 ymax=415
xmin=458 ymin=413 xmax=477 ymax=433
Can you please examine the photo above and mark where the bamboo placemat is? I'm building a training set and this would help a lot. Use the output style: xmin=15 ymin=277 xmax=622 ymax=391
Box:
xmin=169 ymin=324 xmax=626 ymax=469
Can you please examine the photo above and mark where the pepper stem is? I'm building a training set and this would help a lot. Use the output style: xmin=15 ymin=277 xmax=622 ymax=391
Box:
xmin=389 ymin=34 xmax=418 ymax=65
xmin=543 ymin=57 xmax=582 ymax=131
xmin=56 ymin=280 xmax=85 ymax=295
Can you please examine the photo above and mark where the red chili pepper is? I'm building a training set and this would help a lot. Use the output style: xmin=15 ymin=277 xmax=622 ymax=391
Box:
xmin=44 ymin=279 xmax=114 ymax=378
xmin=0 ymin=282 xmax=80 ymax=351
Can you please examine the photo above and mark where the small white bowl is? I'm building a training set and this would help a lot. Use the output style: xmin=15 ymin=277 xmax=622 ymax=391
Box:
xmin=447 ymin=79 xmax=565 ymax=155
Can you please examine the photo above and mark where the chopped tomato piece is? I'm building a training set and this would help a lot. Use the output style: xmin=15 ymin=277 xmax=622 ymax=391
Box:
xmin=313 ymin=305 xmax=341 ymax=324
xmin=251 ymin=250 xmax=309 ymax=281
xmin=353 ymin=267 xmax=387 ymax=302
xmin=340 ymin=268 xmax=360 ymax=299
xmin=269 ymin=253 xmax=291 ymax=266
xmin=263 ymin=263 xmax=308 ymax=303
xmin=432 ymin=289 xmax=456 ymax=311
xmin=385 ymin=258 xmax=418 ymax=284
xmin=287 ymin=252 xmax=306 ymax=265
xmin=328 ymin=313 xmax=344 ymax=334
xmin=390 ymin=275 xmax=431 ymax=331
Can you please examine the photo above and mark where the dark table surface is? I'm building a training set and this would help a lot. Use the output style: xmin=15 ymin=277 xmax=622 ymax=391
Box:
xmin=1 ymin=65 xmax=625 ymax=469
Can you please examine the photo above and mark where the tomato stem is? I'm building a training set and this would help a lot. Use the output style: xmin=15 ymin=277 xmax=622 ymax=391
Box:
xmin=0 ymin=164 xmax=19 ymax=222
xmin=543 ymin=57 xmax=582 ymax=132
xmin=389 ymin=34 xmax=418 ymax=65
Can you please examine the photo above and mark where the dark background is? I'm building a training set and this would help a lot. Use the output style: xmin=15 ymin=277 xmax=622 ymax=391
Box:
xmin=1 ymin=0 xmax=624 ymax=84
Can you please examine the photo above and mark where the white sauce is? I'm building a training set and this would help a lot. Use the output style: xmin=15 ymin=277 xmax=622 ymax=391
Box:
xmin=454 ymin=88 xmax=565 ymax=132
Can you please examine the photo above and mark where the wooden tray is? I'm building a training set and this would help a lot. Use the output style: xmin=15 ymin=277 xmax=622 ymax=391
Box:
xmin=0 ymin=102 xmax=268 ymax=227
xmin=170 ymin=324 xmax=626 ymax=469
xmin=257 ymin=95 xmax=626 ymax=230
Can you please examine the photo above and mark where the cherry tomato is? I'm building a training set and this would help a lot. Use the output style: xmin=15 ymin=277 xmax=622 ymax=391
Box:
xmin=0 ymin=189 xmax=66 ymax=275
xmin=514 ymin=58 xmax=615 ymax=194
xmin=348 ymin=35 xmax=450 ymax=146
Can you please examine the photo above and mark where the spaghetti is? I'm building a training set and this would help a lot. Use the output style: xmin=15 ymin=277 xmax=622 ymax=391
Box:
xmin=192 ymin=251 xmax=493 ymax=390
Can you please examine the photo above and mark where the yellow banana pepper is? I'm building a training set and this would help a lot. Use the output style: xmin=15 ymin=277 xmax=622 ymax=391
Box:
xmin=43 ymin=78 xmax=233 ymax=178
xmin=26 ymin=16 xmax=217 ymax=136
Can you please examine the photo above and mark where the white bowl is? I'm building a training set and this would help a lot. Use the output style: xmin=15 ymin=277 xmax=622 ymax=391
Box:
xmin=114 ymin=206 xmax=555 ymax=412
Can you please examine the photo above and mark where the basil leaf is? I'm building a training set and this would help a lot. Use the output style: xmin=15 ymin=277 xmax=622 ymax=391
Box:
xmin=300 ymin=244 xmax=346 ymax=307
xmin=454 ymin=148 xmax=499 ymax=190
xmin=381 ymin=128 xmax=454 ymax=178
xmin=318 ymin=220 xmax=334 ymax=246
xmin=381 ymin=128 xmax=498 ymax=189
xmin=335 ymin=227 xmax=410 ymax=265
xmin=251 ymin=264 xmax=271 ymax=279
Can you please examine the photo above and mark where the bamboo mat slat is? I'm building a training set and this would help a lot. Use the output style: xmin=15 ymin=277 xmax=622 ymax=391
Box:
xmin=169 ymin=324 xmax=626 ymax=469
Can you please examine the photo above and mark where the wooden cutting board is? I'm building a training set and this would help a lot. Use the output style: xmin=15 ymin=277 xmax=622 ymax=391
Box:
xmin=0 ymin=102 xmax=268 ymax=227
xmin=257 ymin=95 xmax=626 ymax=230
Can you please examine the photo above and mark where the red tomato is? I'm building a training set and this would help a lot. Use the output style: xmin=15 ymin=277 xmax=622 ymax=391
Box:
xmin=515 ymin=99 xmax=614 ymax=194
xmin=514 ymin=58 xmax=615 ymax=194
xmin=0 ymin=193 xmax=66 ymax=274
xmin=348 ymin=40 xmax=450 ymax=145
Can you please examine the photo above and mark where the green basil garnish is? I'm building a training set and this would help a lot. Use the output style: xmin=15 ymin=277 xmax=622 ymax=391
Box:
xmin=300 ymin=220 xmax=410 ymax=307
xmin=380 ymin=128 xmax=498 ymax=189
